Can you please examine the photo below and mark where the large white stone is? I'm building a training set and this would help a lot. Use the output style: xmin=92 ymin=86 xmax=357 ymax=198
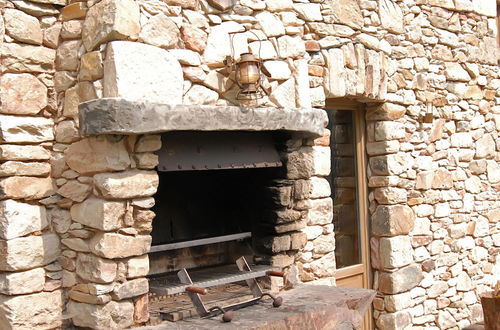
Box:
xmin=94 ymin=170 xmax=159 ymax=199
xmin=287 ymin=146 xmax=331 ymax=179
xmin=1 ymin=43 xmax=56 ymax=73
xmin=0 ymin=176 xmax=55 ymax=200
xmin=4 ymin=9 xmax=43 ymax=45
xmin=379 ymin=0 xmax=404 ymax=33
xmin=0 ymin=115 xmax=54 ymax=143
xmin=183 ymin=84 xmax=219 ymax=105
xmin=0 ymin=145 xmax=50 ymax=161
xmin=293 ymin=3 xmax=322 ymax=21
xmin=203 ymin=25 xmax=231 ymax=66
xmin=0 ymin=233 xmax=60 ymax=271
xmin=76 ymin=253 xmax=117 ymax=283
xmin=139 ymin=13 xmax=179 ymax=49
xmin=263 ymin=60 xmax=291 ymax=80
xmin=0 ymin=267 xmax=45 ymax=295
xmin=103 ymin=41 xmax=183 ymax=104
xmin=90 ymin=233 xmax=151 ymax=259
xmin=269 ymin=78 xmax=296 ymax=108
xmin=256 ymin=12 xmax=285 ymax=37
xmin=68 ymin=300 xmax=134 ymax=329
xmin=82 ymin=0 xmax=140 ymax=51
xmin=0 ymin=200 xmax=47 ymax=240
xmin=0 ymin=290 xmax=63 ymax=329
xmin=71 ymin=197 xmax=125 ymax=231
xmin=379 ymin=236 xmax=413 ymax=269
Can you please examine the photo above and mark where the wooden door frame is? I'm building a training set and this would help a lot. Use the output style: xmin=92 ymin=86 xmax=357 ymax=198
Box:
xmin=325 ymin=99 xmax=372 ymax=328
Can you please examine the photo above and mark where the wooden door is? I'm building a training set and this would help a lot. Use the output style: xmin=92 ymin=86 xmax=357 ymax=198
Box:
xmin=326 ymin=101 xmax=372 ymax=329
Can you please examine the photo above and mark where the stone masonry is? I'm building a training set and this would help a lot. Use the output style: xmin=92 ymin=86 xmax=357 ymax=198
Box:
xmin=0 ymin=0 xmax=499 ymax=329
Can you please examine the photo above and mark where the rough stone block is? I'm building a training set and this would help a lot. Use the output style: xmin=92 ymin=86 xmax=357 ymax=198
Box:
xmin=4 ymin=8 xmax=43 ymax=45
xmin=0 ymin=199 xmax=47 ymax=240
xmin=68 ymin=300 xmax=134 ymax=329
xmin=373 ymin=187 xmax=408 ymax=205
xmin=378 ymin=264 xmax=423 ymax=294
xmin=0 ymin=73 xmax=47 ymax=115
xmin=64 ymin=137 xmax=130 ymax=175
xmin=71 ymin=197 xmax=125 ymax=231
xmin=0 ymin=115 xmax=54 ymax=143
xmin=0 ymin=233 xmax=60 ymax=271
xmin=111 ymin=278 xmax=149 ymax=300
xmin=94 ymin=170 xmax=158 ymax=199
xmin=376 ymin=311 xmax=412 ymax=330
xmin=126 ymin=255 xmax=149 ymax=279
xmin=305 ymin=198 xmax=333 ymax=225
xmin=76 ymin=253 xmax=117 ymax=284
xmin=0 ymin=267 xmax=45 ymax=295
xmin=287 ymin=147 xmax=330 ymax=179
xmin=103 ymin=41 xmax=183 ymax=104
xmin=0 ymin=176 xmax=55 ymax=200
xmin=372 ymin=204 xmax=415 ymax=237
xmin=294 ymin=177 xmax=331 ymax=200
xmin=374 ymin=122 xmax=405 ymax=141
xmin=79 ymin=51 xmax=103 ymax=81
xmin=90 ymin=233 xmax=151 ymax=259
xmin=0 ymin=290 xmax=63 ymax=329
xmin=1 ymin=43 xmax=56 ymax=73
xmin=139 ymin=13 xmax=179 ymax=49
xmin=369 ymin=154 xmax=413 ymax=176
xmin=379 ymin=236 xmax=413 ymax=269
xmin=82 ymin=0 xmax=140 ymax=51
xmin=0 ymin=145 xmax=50 ymax=161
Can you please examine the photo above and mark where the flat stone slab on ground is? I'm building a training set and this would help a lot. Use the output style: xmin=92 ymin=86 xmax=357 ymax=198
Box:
xmin=138 ymin=285 xmax=375 ymax=329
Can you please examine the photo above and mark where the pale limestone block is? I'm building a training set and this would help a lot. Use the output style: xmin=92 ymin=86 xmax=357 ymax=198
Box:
xmin=366 ymin=141 xmax=400 ymax=156
xmin=294 ymin=59 xmax=311 ymax=109
xmin=112 ymin=278 xmax=149 ymax=300
xmin=312 ymin=233 xmax=335 ymax=254
xmin=293 ymin=3 xmax=322 ymax=21
xmin=0 ymin=115 xmax=53 ymax=143
xmin=168 ymin=49 xmax=201 ymax=66
xmin=203 ymin=71 xmax=232 ymax=94
xmin=325 ymin=48 xmax=346 ymax=98
xmin=1 ymin=43 xmax=56 ymax=73
xmin=89 ymin=233 xmax=151 ymax=259
xmin=379 ymin=236 xmax=413 ymax=269
xmin=444 ymin=62 xmax=471 ymax=82
xmin=269 ymin=78 xmax=296 ymax=108
xmin=0 ymin=161 xmax=50 ymax=177
xmin=64 ymin=137 xmax=130 ymax=174
xmin=126 ymin=255 xmax=149 ymax=278
xmin=4 ymin=8 xmax=43 ymax=45
xmin=464 ymin=176 xmax=481 ymax=193
xmin=475 ymin=134 xmax=495 ymax=159
xmin=328 ymin=0 xmax=363 ymax=29
xmin=310 ymin=86 xmax=325 ymax=108
xmin=103 ymin=41 xmax=183 ymax=104
xmin=0 ymin=200 xmax=47 ymax=240
xmin=0 ymin=290 xmax=63 ymax=329
xmin=0 ymin=73 xmax=47 ymax=115
xmin=384 ymin=291 xmax=413 ymax=313
xmin=56 ymin=40 xmax=83 ymax=71
xmin=255 ymin=12 xmax=284 ymax=37
xmin=68 ymin=300 xmax=133 ymax=329
xmin=55 ymin=120 xmax=79 ymax=144
xmin=373 ymin=187 xmax=408 ymax=205
xmin=376 ymin=311 xmax=412 ymax=329
xmin=249 ymin=40 xmax=277 ymax=60
xmin=68 ymin=290 xmax=111 ymax=305
xmin=94 ymin=170 xmax=158 ymax=199
xmin=0 ymin=267 xmax=45 ymax=295
xmin=378 ymin=265 xmax=423 ymax=294
xmin=0 ymin=233 xmax=60 ymax=271
xmin=287 ymin=146 xmax=330 ymax=179
xmin=277 ymin=35 xmax=305 ymax=58
xmin=309 ymin=251 xmax=336 ymax=277
xmin=372 ymin=204 xmax=414 ymax=237
xmin=305 ymin=198 xmax=333 ymax=226
xmin=76 ymin=253 xmax=117 ymax=283
xmin=183 ymin=84 xmax=219 ymax=105
xmin=366 ymin=103 xmax=406 ymax=121
xmin=0 ymin=145 xmax=49 ymax=161
xmin=0 ymin=176 xmax=55 ymax=200
xmin=48 ymin=208 xmax=71 ymax=234
xmin=82 ymin=0 xmax=140 ymax=51
xmin=139 ymin=13 xmax=179 ymax=49
xmin=263 ymin=60 xmax=291 ymax=80
xmin=203 ymin=25 xmax=231 ymax=66
xmin=294 ymin=177 xmax=331 ymax=200
xmin=265 ymin=0 xmax=293 ymax=11
xmin=71 ymin=197 xmax=125 ymax=231
xmin=369 ymin=153 xmax=413 ymax=176
xmin=472 ymin=0 xmax=497 ymax=17
xmin=135 ymin=135 xmax=161 ymax=153
xmin=12 ymin=1 xmax=59 ymax=17
xmin=486 ymin=160 xmax=500 ymax=184
xmin=374 ymin=121 xmax=405 ymax=141
xmin=379 ymin=0 xmax=404 ymax=33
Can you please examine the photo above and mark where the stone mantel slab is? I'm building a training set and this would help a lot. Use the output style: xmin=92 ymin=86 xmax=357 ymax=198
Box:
xmin=79 ymin=98 xmax=328 ymax=137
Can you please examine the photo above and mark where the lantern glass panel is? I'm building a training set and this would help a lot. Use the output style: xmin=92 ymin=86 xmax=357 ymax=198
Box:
xmin=237 ymin=62 xmax=260 ymax=85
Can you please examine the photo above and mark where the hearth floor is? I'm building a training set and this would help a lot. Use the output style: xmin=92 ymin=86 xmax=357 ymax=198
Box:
xmin=140 ymin=285 xmax=376 ymax=330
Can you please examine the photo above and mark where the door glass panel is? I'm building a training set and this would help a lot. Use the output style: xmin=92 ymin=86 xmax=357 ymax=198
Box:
xmin=327 ymin=110 xmax=361 ymax=268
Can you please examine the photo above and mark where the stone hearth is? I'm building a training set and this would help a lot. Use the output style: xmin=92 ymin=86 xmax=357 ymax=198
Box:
xmin=139 ymin=285 xmax=376 ymax=330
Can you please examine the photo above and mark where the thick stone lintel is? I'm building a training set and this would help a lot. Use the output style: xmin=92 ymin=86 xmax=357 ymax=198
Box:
xmin=79 ymin=98 xmax=327 ymax=137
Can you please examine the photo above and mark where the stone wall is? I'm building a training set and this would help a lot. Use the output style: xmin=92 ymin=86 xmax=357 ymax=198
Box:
xmin=0 ymin=0 xmax=499 ymax=329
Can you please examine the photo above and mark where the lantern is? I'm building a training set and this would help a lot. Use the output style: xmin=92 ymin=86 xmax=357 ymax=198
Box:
xmin=225 ymin=53 xmax=263 ymax=100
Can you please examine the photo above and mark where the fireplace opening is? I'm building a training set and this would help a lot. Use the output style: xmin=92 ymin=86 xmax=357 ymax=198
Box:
xmin=147 ymin=131 xmax=290 ymax=322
